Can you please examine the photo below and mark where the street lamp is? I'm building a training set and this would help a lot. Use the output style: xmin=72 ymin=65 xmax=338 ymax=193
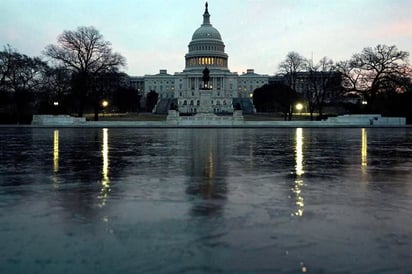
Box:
xmin=53 ymin=101 xmax=59 ymax=115
xmin=102 ymin=100 xmax=109 ymax=117
xmin=295 ymin=103 xmax=303 ymax=116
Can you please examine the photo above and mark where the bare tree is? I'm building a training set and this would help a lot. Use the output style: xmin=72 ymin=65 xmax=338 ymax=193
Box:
xmin=0 ymin=45 xmax=47 ymax=122
xmin=279 ymin=51 xmax=306 ymax=93
xmin=44 ymin=26 xmax=126 ymax=119
xmin=338 ymin=44 xmax=409 ymax=110
xmin=305 ymin=57 xmax=342 ymax=119
xmin=0 ymin=45 xmax=14 ymax=92
xmin=40 ymin=66 xmax=72 ymax=113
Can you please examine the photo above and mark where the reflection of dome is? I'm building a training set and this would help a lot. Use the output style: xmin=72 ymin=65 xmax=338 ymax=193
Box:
xmin=185 ymin=2 xmax=229 ymax=71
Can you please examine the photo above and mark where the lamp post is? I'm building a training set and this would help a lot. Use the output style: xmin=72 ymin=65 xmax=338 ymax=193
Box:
xmin=53 ymin=101 xmax=59 ymax=115
xmin=102 ymin=100 xmax=109 ymax=117
xmin=361 ymin=100 xmax=368 ymax=114
xmin=295 ymin=103 xmax=303 ymax=117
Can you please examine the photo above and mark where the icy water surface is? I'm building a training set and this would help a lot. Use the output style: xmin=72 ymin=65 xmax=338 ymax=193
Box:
xmin=1 ymin=127 xmax=412 ymax=273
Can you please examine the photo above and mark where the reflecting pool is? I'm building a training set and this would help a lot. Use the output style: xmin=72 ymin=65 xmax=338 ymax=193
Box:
xmin=1 ymin=127 xmax=412 ymax=273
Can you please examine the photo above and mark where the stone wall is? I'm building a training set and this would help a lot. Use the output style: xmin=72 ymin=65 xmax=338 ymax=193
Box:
xmin=32 ymin=115 xmax=86 ymax=125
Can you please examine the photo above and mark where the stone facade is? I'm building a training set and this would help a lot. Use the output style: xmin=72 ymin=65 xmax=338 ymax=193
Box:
xmin=140 ymin=3 xmax=267 ymax=114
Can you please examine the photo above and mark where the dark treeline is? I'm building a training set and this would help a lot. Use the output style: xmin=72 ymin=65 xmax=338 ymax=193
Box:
xmin=1 ymin=25 xmax=412 ymax=124
xmin=253 ymin=83 xmax=301 ymax=120
xmin=0 ymin=26 xmax=139 ymax=124
xmin=255 ymin=45 xmax=412 ymax=122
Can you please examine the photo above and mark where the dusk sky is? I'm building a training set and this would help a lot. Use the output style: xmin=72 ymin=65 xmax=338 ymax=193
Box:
xmin=2 ymin=0 xmax=411 ymax=76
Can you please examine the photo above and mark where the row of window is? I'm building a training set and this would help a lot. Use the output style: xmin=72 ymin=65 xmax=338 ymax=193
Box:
xmin=182 ymin=108 xmax=230 ymax=114
xmin=149 ymin=86 xmax=174 ymax=91
xmin=147 ymin=79 xmax=263 ymax=91
xmin=189 ymin=44 xmax=224 ymax=52
xmin=180 ymin=100 xmax=228 ymax=106
xmin=179 ymin=91 xmax=230 ymax=97
xmin=238 ymin=84 xmax=264 ymax=91
xmin=187 ymin=57 xmax=227 ymax=66
xmin=149 ymin=80 xmax=173 ymax=84
xmin=240 ymin=80 xmax=267 ymax=84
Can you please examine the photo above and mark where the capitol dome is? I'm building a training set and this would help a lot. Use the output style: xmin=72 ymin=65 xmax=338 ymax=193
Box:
xmin=192 ymin=24 xmax=222 ymax=41
xmin=185 ymin=2 xmax=229 ymax=71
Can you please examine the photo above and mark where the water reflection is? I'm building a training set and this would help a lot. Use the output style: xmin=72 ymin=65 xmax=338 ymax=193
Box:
xmin=52 ymin=129 xmax=59 ymax=188
xmin=293 ymin=128 xmax=305 ymax=217
xmin=361 ymin=128 xmax=368 ymax=167
xmin=1 ymin=128 xmax=412 ymax=273
xmin=99 ymin=128 xmax=110 ymax=207
xmin=361 ymin=128 xmax=368 ymax=182
xmin=53 ymin=130 xmax=59 ymax=172
xmin=204 ymin=148 xmax=215 ymax=197
xmin=184 ymin=130 xmax=228 ymax=217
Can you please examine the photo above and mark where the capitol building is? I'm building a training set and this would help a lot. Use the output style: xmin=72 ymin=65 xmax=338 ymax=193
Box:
xmin=130 ymin=2 xmax=268 ymax=114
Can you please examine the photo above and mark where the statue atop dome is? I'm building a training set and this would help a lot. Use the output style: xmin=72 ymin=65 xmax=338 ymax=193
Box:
xmin=203 ymin=1 xmax=211 ymax=25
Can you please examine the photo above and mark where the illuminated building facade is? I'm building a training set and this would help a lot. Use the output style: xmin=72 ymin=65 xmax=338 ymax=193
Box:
xmin=142 ymin=2 xmax=267 ymax=114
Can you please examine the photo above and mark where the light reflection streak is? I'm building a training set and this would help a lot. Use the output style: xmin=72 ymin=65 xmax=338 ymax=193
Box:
xmin=53 ymin=129 xmax=59 ymax=172
xmin=293 ymin=128 xmax=305 ymax=217
xmin=208 ymin=148 xmax=214 ymax=179
xmin=361 ymin=128 xmax=368 ymax=182
xmin=99 ymin=128 xmax=110 ymax=207
xmin=52 ymin=129 xmax=59 ymax=189
xmin=203 ymin=146 xmax=215 ymax=198
xmin=361 ymin=128 xmax=368 ymax=167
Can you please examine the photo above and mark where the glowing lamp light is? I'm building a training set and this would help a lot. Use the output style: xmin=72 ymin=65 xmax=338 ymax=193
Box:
xmin=295 ymin=103 xmax=303 ymax=111
xmin=102 ymin=100 xmax=109 ymax=108
xmin=53 ymin=101 xmax=59 ymax=106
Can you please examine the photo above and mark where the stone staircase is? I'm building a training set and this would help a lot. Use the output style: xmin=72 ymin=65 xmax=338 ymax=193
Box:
xmin=153 ymin=99 xmax=178 ymax=114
